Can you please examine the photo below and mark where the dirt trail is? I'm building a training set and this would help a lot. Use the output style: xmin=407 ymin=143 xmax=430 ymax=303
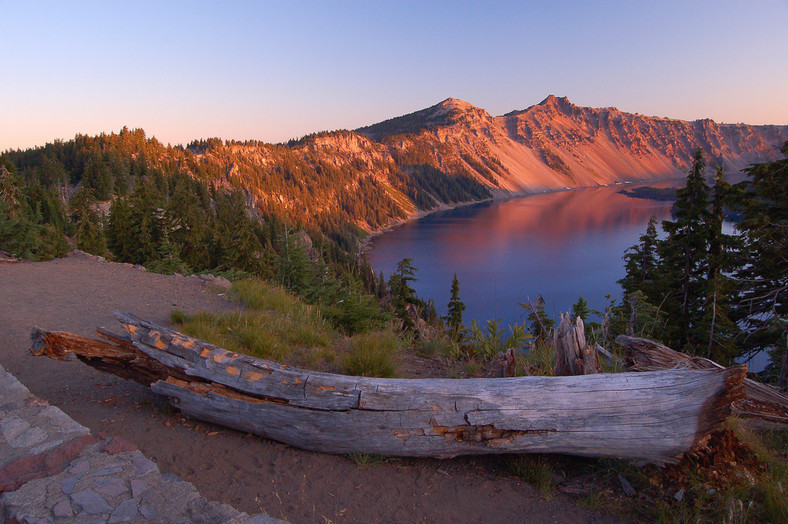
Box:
xmin=0 ymin=255 xmax=621 ymax=523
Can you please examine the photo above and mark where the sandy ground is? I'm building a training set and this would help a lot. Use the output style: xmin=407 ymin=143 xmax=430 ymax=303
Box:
xmin=0 ymin=256 xmax=622 ymax=523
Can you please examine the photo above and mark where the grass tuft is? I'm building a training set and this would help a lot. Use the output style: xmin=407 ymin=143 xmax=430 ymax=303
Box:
xmin=170 ymin=279 xmax=336 ymax=369
xmin=508 ymin=455 xmax=556 ymax=498
xmin=346 ymin=452 xmax=387 ymax=469
xmin=343 ymin=330 xmax=402 ymax=378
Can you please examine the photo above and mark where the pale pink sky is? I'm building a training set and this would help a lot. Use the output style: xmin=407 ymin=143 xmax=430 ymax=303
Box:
xmin=3 ymin=1 xmax=787 ymax=151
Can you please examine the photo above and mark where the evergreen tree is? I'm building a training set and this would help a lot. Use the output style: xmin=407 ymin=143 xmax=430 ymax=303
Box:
xmin=124 ymin=183 xmax=166 ymax=264
xmin=521 ymin=295 xmax=554 ymax=341
xmin=732 ymin=142 xmax=788 ymax=383
xmin=0 ymin=165 xmax=40 ymax=258
xmin=106 ymin=197 xmax=135 ymax=262
xmin=619 ymin=216 xmax=660 ymax=299
xmin=215 ymin=190 xmax=263 ymax=273
xmin=657 ymin=148 xmax=714 ymax=351
xmin=388 ymin=258 xmax=420 ymax=328
xmin=68 ymin=186 xmax=107 ymax=256
xmin=274 ymin=225 xmax=313 ymax=294
xmin=145 ymin=230 xmax=189 ymax=274
xmin=445 ymin=273 xmax=466 ymax=338
xmin=703 ymin=166 xmax=739 ymax=360
xmin=571 ymin=296 xmax=591 ymax=322
xmin=167 ymin=180 xmax=213 ymax=271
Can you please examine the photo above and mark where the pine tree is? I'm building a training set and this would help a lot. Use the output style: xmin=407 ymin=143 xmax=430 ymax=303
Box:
xmin=619 ymin=216 xmax=660 ymax=299
xmin=732 ymin=142 xmax=788 ymax=383
xmin=68 ymin=186 xmax=107 ymax=256
xmin=521 ymin=295 xmax=554 ymax=341
xmin=0 ymin=165 xmax=40 ymax=258
xmin=703 ymin=166 xmax=739 ymax=361
xmin=388 ymin=258 xmax=420 ymax=328
xmin=657 ymin=148 xmax=714 ymax=351
xmin=215 ymin=190 xmax=263 ymax=273
xmin=571 ymin=296 xmax=591 ymax=322
xmin=106 ymin=197 xmax=135 ymax=262
xmin=446 ymin=273 xmax=466 ymax=338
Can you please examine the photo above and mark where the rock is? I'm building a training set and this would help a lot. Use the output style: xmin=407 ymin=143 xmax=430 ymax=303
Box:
xmin=92 ymin=465 xmax=123 ymax=476
xmin=139 ymin=503 xmax=156 ymax=519
xmin=212 ymin=276 xmax=232 ymax=290
xmin=94 ymin=476 xmax=128 ymax=497
xmin=52 ymin=499 xmax=74 ymax=518
xmin=132 ymin=264 xmax=146 ymax=272
xmin=68 ymin=459 xmax=92 ymax=475
xmin=130 ymin=477 xmax=149 ymax=498
xmin=108 ymin=498 xmax=139 ymax=523
xmin=100 ymin=436 xmax=137 ymax=455
xmin=60 ymin=476 xmax=80 ymax=495
xmin=130 ymin=454 xmax=157 ymax=476
xmin=196 ymin=273 xmax=232 ymax=290
xmin=70 ymin=489 xmax=112 ymax=514
xmin=0 ymin=249 xmax=22 ymax=263
xmin=618 ymin=473 xmax=636 ymax=497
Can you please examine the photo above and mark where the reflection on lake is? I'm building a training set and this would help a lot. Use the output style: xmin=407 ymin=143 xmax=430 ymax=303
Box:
xmin=366 ymin=183 xmax=677 ymax=328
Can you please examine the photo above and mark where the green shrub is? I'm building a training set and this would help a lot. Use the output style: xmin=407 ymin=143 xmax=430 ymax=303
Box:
xmin=322 ymin=291 xmax=388 ymax=335
xmin=343 ymin=330 xmax=402 ymax=377
xmin=508 ymin=455 xmax=555 ymax=498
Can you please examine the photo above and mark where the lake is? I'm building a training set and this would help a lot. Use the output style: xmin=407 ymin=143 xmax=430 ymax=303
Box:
xmin=366 ymin=183 xmax=679 ymax=329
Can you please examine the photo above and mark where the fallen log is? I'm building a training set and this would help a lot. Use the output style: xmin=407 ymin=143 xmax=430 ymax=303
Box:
xmin=617 ymin=335 xmax=788 ymax=428
xmin=30 ymin=312 xmax=747 ymax=463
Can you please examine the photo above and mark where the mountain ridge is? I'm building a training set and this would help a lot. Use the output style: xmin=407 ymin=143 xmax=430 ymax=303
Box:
xmin=355 ymin=95 xmax=787 ymax=193
xmin=5 ymin=96 xmax=786 ymax=243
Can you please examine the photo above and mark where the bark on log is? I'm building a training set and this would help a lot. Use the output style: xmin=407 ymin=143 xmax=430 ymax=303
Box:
xmin=617 ymin=335 xmax=788 ymax=427
xmin=29 ymin=312 xmax=747 ymax=463
xmin=554 ymin=314 xmax=601 ymax=376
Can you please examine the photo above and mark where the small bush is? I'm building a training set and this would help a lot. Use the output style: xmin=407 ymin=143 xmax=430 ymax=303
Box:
xmin=322 ymin=291 xmax=388 ymax=335
xmin=347 ymin=452 xmax=386 ymax=469
xmin=416 ymin=337 xmax=454 ymax=359
xmin=508 ymin=455 xmax=555 ymax=498
xmin=343 ymin=330 xmax=402 ymax=378
xmin=520 ymin=340 xmax=555 ymax=376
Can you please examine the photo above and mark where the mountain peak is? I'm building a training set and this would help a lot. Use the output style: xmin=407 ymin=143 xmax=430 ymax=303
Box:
xmin=539 ymin=95 xmax=573 ymax=109
xmin=438 ymin=97 xmax=477 ymax=112
xmin=357 ymin=97 xmax=487 ymax=140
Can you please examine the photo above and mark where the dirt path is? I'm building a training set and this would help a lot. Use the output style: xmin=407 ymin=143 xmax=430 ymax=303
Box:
xmin=0 ymin=255 xmax=621 ymax=523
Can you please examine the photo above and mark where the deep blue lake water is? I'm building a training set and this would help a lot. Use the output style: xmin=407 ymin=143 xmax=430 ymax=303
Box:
xmin=367 ymin=183 xmax=679 ymax=329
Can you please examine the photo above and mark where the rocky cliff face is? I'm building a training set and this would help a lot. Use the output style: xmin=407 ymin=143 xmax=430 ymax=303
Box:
xmin=189 ymin=96 xmax=786 ymax=234
xmin=358 ymin=95 xmax=787 ymax=192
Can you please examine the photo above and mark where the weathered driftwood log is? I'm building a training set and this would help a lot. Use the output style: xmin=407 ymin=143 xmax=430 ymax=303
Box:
xmin=30 ymin=312 xmax=747 ymax=463
xmin=554 ymin=314 xmax=601 ymax=376
xmin=595 ymin=344 xmax=622 ymax=369
xmin=617 ymin=335 xmax=788 ymax=428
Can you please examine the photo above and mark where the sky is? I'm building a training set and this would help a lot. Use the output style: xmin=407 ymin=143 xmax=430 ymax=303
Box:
xmin=3 ymin=0 xmax=787 ymax=151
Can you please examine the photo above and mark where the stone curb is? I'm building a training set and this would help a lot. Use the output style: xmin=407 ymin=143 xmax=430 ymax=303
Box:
xmin=0 ymin=364 xmax=285 ymax=523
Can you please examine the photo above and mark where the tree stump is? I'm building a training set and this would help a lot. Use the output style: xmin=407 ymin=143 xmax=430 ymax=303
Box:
xmin=554 ymin=314 xmax=601 ymax=376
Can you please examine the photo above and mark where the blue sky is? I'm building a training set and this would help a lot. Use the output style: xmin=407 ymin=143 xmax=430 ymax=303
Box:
xmin=3 ymin=1 xmax=787 ymax=150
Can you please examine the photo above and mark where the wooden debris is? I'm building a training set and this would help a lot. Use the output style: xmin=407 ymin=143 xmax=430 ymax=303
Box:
xmin=617 ymin=335 xmax=788 ymax=428
xmin=29 ymin=312 xmax=748 ymax=463
xmin=595 ymin=344 xmax=621 ymax=368
xmin=554 ymin=314 xmax=601 ymax=376
xmin=485 ymin=347 xmax=517 ymax=378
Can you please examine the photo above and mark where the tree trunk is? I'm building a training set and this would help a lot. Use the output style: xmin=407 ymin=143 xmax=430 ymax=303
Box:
xmin=617 ymin=334 xmax=788 ymax=428
xmin=554 ymin=314 xmax=600 ymax=376
xmin=29 ymin=312 xmax=747 ymax=464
